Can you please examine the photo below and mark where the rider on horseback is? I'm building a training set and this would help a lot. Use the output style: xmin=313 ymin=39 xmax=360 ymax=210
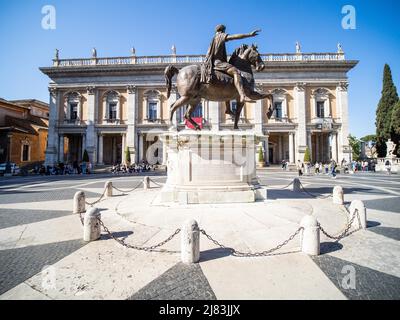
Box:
xmin=200 ymin=24 xmax=261 ymax=104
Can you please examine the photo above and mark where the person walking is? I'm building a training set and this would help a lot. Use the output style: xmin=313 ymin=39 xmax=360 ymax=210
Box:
xmin=297 ymin=160 xmax=303 ymax=176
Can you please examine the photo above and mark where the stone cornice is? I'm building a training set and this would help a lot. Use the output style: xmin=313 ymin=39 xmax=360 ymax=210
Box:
xmin=40 ymin=60 xmax=358 ymax=79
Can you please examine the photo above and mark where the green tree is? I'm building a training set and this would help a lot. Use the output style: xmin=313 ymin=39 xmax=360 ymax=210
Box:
xmin=360 ymin=134 xmax=376 ymax=143
xmin=125 ymin=146 xmax=131 ymax=164
xmin=258 ymin=145 xmax=264 ymax=163
xmin=375 ymin=64 xmax=399 ymax=157
xmin=348 ymin=134 xmax=361 ymax=161
xmin=303 ymin=146 xmax=311 ymax=163
xmin=390 ymin=100 xmax=400 ymax=156
xmin=82 ymin=149 xmax=89 ymax=163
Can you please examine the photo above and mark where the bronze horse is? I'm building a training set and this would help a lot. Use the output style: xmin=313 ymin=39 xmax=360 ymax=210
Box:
xmin=165 ymin=44 xmax=274 ymax=130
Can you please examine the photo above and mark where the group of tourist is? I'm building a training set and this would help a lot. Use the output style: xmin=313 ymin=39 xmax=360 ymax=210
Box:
xmin=32 ymin=160 xmax=93 ymax=175
xmin=280 ymin=158 xmax=377 ymax=178
xmin=110 ymin=161 xmax=157 ymax=174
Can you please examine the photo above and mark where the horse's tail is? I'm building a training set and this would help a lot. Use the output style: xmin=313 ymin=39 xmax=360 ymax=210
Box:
xmin=165 ymin=65 xmax=179 ymax=98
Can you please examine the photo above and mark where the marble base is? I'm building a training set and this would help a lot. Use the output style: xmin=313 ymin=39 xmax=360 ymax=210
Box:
xmin=160 ymin=130 xmax=266 ymax=204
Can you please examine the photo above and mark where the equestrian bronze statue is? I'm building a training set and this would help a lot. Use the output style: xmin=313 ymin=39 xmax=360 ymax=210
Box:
xmin=165 ymin=25 xmax=274 ymax=130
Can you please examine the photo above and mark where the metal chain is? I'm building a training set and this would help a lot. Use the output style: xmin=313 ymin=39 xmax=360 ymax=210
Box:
xmin=85 ymin=187 xmax=108 ymax=206
xmin=318 ymin=208 xmax=360 ymax=241
xmin=299 ymin=181 xmax=332 ymax=199
xmin=263 ymin=180 xmax=294 ymax=190
xmin=149 ymin=177 xmax=164 ymax=188
xmin=199 ymin=227 xmax=303 ymax=257
xmin=112 ymin=180 xmax=143 ymax=193
xmin=97 ymin=217 xmax=181 ymax=251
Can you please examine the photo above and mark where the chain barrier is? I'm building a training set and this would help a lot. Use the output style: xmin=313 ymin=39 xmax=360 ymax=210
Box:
xmin=299 ymin=181 xmax=332 ymax=199
xmin=112 ymin=180 xmax=143 ymax=193
xmin=318 ymin=208 xmax=360 ymax=241
xmin=97 ymin=217 xmax=181 ymax=251
xmin=262 ymin=180 xmax=294 ymax=190
xmin=85 ymin=187 xmax=108 ymax=206
xmin=149 ymin=177 xmax=164 ymax=188
xmin=199 ymin=227 xmax=303 ymax=257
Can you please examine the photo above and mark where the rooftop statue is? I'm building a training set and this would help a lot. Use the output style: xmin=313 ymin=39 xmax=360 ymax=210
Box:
xmin=165 ymin=24 xmax=274 ymax=130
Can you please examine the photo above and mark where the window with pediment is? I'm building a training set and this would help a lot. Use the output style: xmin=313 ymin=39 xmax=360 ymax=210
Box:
xmin=271 ymin=88 xmax=288 ymax=120
xmin=312 ymin=88 xmax=331 ymax=119
xmin=64 ymin=92 xmax=81 ymax=122
xmin=103 ymin=91 xmax=121 ymax=123
xmin=144 ymin=90 xmax=161 ymax=122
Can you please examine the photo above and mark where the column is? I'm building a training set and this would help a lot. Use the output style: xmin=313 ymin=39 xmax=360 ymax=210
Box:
xmin=121 ymin=133 xmax=126 ymax=164
xmin=86 ymin=86 xmax=97 ymax=164
xmin=82 ymin=134 xmax=86 ymax=159
xmin=126 ymin=85 xmax=137 ymax=163
xmin=209 ymin=101 xmax=220 ymax=131
xmin=264 ymin=135 xmax=269 ymax=164
xmin=282 ymin=96 xmax=288 ymax=119
xmin=289 ymin=132 xmax=294 ymax=164
xmin=326 ymin=134 xmax=331 ymax=161
xmin=337 ymin=82 xmax=350 ymax=162
xmin=58 ymin=134 xmax=64 ymax=163
xmin=315 ymin=134 xmax=319 ymax=162
xmin=307 ymin=131 xmax=312 ymax=161
xmin=310 ymin=94 xmax=316 ymax=120
xmin=98 ymin=134 xmax=104 ymax=164
xmin=278 ymin=135 xmax=283 ymax=162
xmin=45 ymin=88 xmax=60 ymax=166
xmin=138 ymin=133 xmax=144 ymax=162
xmin=253 ymin=99 xmax=263 ymax=134
xmin=294 ymin=82 xmax=307 ymax=162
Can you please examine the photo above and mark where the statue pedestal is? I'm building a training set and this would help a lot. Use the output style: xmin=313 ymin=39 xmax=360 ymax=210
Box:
xmin=160 ymin=130 xmax=265 ymax=204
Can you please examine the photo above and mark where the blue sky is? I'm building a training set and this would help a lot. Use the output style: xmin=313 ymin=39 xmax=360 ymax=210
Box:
xmin=0 ymin=0 xmax=399 ymax=138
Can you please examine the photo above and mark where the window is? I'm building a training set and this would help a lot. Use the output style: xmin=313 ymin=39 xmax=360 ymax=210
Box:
xmin=148 ymin=102 xmax=157 ymax=120
xmin=317 ymin=101 xmax=325 ymax=118
xmin=192 ymin=103 xmax=203 ymax=118
xmin=274 ymin=102 xmax=282 ymax=119
xmin=22 ymin=145 xmax=29 ymax=162
xmin=70 ymin=103 xmax=78 ymax=120
xmin=109 ymin=103 xmax=117 ymax=120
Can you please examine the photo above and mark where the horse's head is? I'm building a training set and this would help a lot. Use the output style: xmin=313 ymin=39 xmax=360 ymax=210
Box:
xmin=231 ymin=44 xmax=265 ymax=72
xmin=246 ymin=44 xmax=265 ymax=72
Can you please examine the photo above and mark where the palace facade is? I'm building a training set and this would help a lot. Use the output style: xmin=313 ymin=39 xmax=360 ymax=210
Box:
xmin=0 ymin=98 xmax=49 ymax=166
xmin=40 ymin=47 xmax=357 ymax=167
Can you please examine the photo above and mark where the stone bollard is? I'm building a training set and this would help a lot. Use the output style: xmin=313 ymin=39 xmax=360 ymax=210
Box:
xmin=104 ymin=181 xmax=113 ymax=198
xmin=300 ymin=215 xmax=320 ymax=255
xmin=181 ymin=219 xmax=200 ymax=263
xmin=332 ymin=186 xmax=344 ymax=205
xmin=143 ymin=176 xmax=150 ymax=190
xmin=83 ymin=207 xmax=101 ymax=242
xmin=349 ymin=200 xmax=367 ymax=229
xmin=73 ymin=191 xmax=85 ymax=214
xmin=293 ymin=178 xmax=301 ymax=192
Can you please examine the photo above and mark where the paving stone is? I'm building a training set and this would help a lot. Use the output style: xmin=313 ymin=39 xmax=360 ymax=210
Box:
xmin=311 ymin=254 xmax=400 ymax=299
xmin=0 ymin=239 xmax=86 ymax=295
xmin=0 ymin=208 xmax=71 ymax=230
xmin=128 ymin=262 xmax=216 ymax=300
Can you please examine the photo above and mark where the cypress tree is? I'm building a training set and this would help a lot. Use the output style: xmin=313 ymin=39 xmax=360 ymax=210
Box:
xmin=375 ymin=64 xmax=399 ymax=157
xmin=390 ymin=100 xmax=400 ymax=156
